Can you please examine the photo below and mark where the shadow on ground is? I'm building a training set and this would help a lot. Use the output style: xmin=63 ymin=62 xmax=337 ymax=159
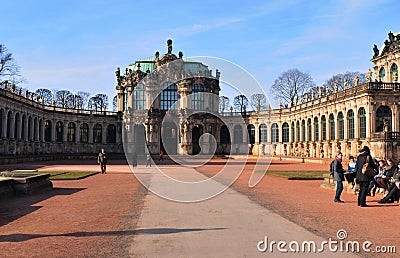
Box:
xmin=0 ymin=187 xmax=85 ymax=227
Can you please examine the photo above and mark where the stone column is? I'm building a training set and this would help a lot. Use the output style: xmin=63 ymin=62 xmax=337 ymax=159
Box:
xmin=102 ymin=123 xmax=107 ymax=144
xmin=1 ymin=110 xmax=6 ymax=139
xmin=63 ymin=121 xmax=68 ymax=142
xmin=367 ymin=104 xmax=374 ymax=139
xmin=88 ymin=122 xmax=93 ymax=143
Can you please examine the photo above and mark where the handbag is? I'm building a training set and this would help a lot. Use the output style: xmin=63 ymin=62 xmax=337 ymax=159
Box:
xmin=362 ymin=156 xmax=376 ymax=177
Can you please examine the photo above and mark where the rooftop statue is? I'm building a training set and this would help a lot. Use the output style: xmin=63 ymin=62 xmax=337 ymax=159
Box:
xmin=373 ymin=44 xmax=379 ymax=57
xmin=366 ymin=68 xmax=372 ymax=82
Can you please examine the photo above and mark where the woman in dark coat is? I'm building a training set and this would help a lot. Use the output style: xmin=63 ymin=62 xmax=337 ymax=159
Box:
xmin=356 ymin=146 xmax=376 ymax=207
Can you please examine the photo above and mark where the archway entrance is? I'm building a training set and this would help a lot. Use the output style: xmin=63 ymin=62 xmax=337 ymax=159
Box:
xmin=161 ymin=122 xmax=178 ymax=155
xmin=134 ymin=124 xmax=146 ymax=155
xmin=192 ymin=125 xmax=203 ymax=155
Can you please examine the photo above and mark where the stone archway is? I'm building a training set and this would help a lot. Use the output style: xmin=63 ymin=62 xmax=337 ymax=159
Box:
xmin=161 ymin=122 xmax=178 ymax=155
xmin=192 ymin=125 xmax=203 ymax=155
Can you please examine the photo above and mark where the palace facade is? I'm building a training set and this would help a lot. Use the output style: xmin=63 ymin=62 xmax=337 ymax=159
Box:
xmin=1 ymin=31 xmax=399 ymax=163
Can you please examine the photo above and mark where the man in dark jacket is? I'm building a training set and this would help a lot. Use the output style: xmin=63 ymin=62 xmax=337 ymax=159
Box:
xmin=333 ymin=152 xmax=346 ymax=203
xmin=356 ymin=146 xmax=376 ymax=207
xmin=98 ymin=148 xmax=107 ymax=174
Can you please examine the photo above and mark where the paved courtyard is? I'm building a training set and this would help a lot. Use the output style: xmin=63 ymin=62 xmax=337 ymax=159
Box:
xmin=0 ymin=158 xmax=398 ymax=257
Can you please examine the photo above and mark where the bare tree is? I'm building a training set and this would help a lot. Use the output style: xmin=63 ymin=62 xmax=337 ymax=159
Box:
xmin=55 ymin=90 xmax=73 ymax=107
xmin=233 ymin=95 xmax=249 ymax=113
xmin=250 ymin=93 xmax=267 ymax=111
xmin=0 ymin=44 xmax=24 ymax=84
xmin=324 ymin=71 xmax=366 ymax=92
xmin=270 ymin=69 xmax=315 ymax=106
xmin=35 ymin=88 xmax=53 ymax=105
xmin=66 ymin=94 xmax=83 ymax=109
xmin=219 ymin=96 xmax=230 ymax=113
xmin=76 ymin=91 xmax=90 ymax=109
xmin=89 ymin=94 xmax=108 ymax=111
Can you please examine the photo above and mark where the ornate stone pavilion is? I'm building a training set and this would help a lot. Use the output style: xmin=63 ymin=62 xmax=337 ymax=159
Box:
xmin=117 ymin=33 xmax=400 ymax=159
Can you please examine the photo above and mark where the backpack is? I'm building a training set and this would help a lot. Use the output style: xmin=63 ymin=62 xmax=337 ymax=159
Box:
xmin=329 ymin=160 xmax=335 ymax=176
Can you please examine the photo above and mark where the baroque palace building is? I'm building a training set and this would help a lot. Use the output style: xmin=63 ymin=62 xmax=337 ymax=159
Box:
xmin=0 ymin=31 xmax=399 ymax=163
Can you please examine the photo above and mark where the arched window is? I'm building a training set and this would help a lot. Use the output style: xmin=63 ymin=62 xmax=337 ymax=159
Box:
xmin=160 ymin=83 xmax=178 ymax=111
xmin=220 ymin=125 xmax=230 ymax=144
xmin=14 ymin=113 xmax=20 ymax=140
xmin=338 ymin=112 xmax=344 ymax=140
xmin=379 ymin=67 xmax=385 ymax=82
xmin=133 ymin=83 xmax=146 ymax=110
xmin=376 ymin=106 xmax=392 ymax=132
xmin=347 ymin=110 xmax=355 ymax=139
xmin=291 ymin=122 xmax=295 ymax=142
xmin=0 ymin=109 xmax=3 ymax=138
xmin=282 ymin=122 xmax=289 ymax=143
xmin=28 ymin=116 xmax=32 ymax=141
xmin=314 ymin=117 xmax=319 ymax=141
xmin=391 ymin=63 xmax=398 ymax=82
xmin=271 ymin=123 xmax=279 ymax=143
xmin=67 ymin=122 xmax=76 ymax=142
xmin=93 ymin=123 xmax=102 ymax=143
xmin=80 ymin=123 xmax=89 ymax=143
xmin=359 ymin=108 xmax=366 ymax=139
xmin=106 ymin=124 xmax=116 ymax=143
xmin=192 ymin=84 xmax=204 ymax=110
xmin=21 ymin=115 xmax=26 ymax=140
xmin=247 ymin=124 xmax=255 ymax=144
xmin=259 ymin=124 xmax=268 ymax=143
xmin=307 ymin=118 xmax=312 ymax=141
xmin=301 ymin=120 xmax=305 ymax=142
xmin=321 ymin=116 xmax=326 ymax=141
xmin=296 ymin=121 xmax=300 ymax=142
xmin=234 ymin=125 xmax=242 ymax=144
xmin=45 ymin=120 xmax=52 ymax=142
xmin=329 ymin=114 xmax=335 ymax=140
xmin=55 ymin=121 xmax=63 ymax=142
xmin=6 ymin=112 xmax=13 ymax=139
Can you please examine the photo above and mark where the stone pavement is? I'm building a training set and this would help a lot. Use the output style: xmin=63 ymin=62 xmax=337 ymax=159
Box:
xmin=130 ymin=165 xmax=357 ymax=257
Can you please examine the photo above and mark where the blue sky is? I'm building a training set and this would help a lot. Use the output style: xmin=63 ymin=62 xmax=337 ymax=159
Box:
xmin=2 ymin=0 xmax=400 ymax=108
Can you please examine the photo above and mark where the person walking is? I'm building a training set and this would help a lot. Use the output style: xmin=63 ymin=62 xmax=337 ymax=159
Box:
xmin=132 ymin=152 xmax=138 ymax=169
xmin=159 ymin=150 xmax=164 ymax=162
xmin=98 ymin=148 xmax=107 ymax=174
xmin=146 ymin=153 xmax=151 ymax=167
xmin=333 ymin=152 xmax=346 ymax=203
xmin=356 ymin=146 xmax=376 ymax=207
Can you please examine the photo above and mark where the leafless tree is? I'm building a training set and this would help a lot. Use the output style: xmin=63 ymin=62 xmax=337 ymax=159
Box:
xmin=270 ymin=69 xmax=315 ymax=106
xmin=233 ymin=95 xmax=249 ymax=113
xmin=0 ymin=44 xmax=24 ymax=84
xmin=55 ymin=90 xmax=73 ymax=107
xmin=219 ymin=96 xmax=230 ymax=113
xmin=250 ymin=93 xmax=267 ymax=111
xmin=76 ymin=91 xmax=90 ymax=109
xmin=35 ymin=88 xmax=53 ymax=105
xmin=89 ymin=94 xmax=108 ymax=111
xmin=324 ymin=71 xmax=366 ymax=92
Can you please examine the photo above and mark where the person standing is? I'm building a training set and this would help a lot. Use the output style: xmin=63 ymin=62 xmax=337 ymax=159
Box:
xmin=356 ymin=146 xmax=376 ymax=207
xmin=159 ymin=150 xmax=164 ymax=161
xmin=333 ymin=152 xmax=346 ymax=203
xmin=98 ymin=148 xmax=107 ymax=174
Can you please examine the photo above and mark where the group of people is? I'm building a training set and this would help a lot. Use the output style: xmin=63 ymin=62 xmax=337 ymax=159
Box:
xmin=97 ymin=149 xmax=166 ymax=173
xmin=333 ymin=146 xmax=400 ymax=207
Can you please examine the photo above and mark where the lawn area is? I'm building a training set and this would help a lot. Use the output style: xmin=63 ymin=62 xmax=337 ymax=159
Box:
xmin=0 ymin=171 xmax=99 ymax=180
xmin=264 ymin=170 xmax=326 ymax=180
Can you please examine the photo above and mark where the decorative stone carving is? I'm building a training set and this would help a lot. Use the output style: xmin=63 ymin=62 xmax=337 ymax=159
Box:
xmin=366 ymin=68 xmax=372 ymax=82
xmin=353 ymin=76 xmax=359 ymax=87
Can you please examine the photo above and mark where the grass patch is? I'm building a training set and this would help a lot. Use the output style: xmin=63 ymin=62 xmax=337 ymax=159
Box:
xmin=263 ymin=170 xmax=326 ymax=180
xmin=1 ymin=171 xmax=99 ymax=180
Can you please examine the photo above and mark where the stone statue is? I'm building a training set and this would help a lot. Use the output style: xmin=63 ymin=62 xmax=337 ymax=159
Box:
xmin=318 ymin=87 xmax=322 ymax=98
xmin=167 ymin=39 xmax=172 ymax=54
xmin=393 ymin=72 xmax=398 ymax=82
xmin=216 ymin=69 xmax=220 ymax=79
xmin=179 ymin=51 xmax=183 ymax=58
xmin=353 ymin=76 xmax=359 ymax=87
xmin=373 ymin=44 xmax=379 ymax=57
xmin=366 ymin=68 xmax=372 ymax=82
xmin=383 ymin=119 xmax=390 ymax=132
xmin=334 ymin=83 xmax=338 ymax=92
xmin=325 ymin=87 xmax=330 ymax=96
xmin=115 ymin=67 xmax=120 ymax=77
xmin=304 ymin=94 xmax=309 ymax=102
